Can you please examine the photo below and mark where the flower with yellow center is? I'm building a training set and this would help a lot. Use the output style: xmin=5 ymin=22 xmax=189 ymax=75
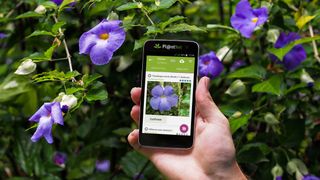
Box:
xmin=251 ymin=17 xmax=258 ymax=23
xmin=99 ymin=33 xmax=109 ymax=40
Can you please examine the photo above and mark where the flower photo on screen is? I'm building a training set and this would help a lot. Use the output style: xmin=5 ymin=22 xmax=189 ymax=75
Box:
xmin=146 ymin=81 xmax=191 ymax=116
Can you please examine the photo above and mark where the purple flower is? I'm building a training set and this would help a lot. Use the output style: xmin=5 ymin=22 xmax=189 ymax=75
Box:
xmin=303 ymin=175 xmax=320 ymax=180
xmin=230 ymin=60 xmax=246 ymax=71
xmin=276 ymin=176 xmax=282 ymax=180
xmin=270 ymin=32 xmax=307 ymax=70
xmin=199 ymin=51 xmax=224 ymax=79
xmin=53 ymin=152 xmax=67 ymax=166
xmin=231 ymin=0 xmax=268 ymax=38
xmin=96 ymin=160 xmax=110 ymax=172
xmin=150 ymin=85 xmax=178 ymax=112
xmin=79 ymin=20 xmax=126 ymax=65
xmin=133 ymin=173 xmax=145 ymax=180
xmin=51 ymin=0 xmax=75 ymax=6
xmin=0 ymin=33 xmax=8 ymax=39
xmin=29 ymin=102 xmax=64 ymax=144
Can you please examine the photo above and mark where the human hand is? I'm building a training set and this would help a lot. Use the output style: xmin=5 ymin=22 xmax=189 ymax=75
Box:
xmin=128 ymin=77 xmax=247 ymax=180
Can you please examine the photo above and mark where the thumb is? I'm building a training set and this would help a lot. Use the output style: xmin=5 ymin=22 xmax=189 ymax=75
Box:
xmin=196 ymin=77 xmax=225 ymax=123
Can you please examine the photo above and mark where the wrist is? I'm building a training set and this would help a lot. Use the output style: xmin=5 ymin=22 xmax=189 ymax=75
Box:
xmin=204 ymin=162 xmax=247 ymax=180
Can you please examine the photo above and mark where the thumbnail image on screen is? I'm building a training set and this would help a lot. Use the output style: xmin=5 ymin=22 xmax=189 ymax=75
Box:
xmin=146 ymin=81 xmax=191 ymax=117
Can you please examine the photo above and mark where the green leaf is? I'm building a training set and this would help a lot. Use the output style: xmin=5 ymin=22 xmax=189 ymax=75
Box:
xmin=66 ymin=87 xmax=85 ymax=94
xmin=159 ymin=16 xmax=185 ymax=29
xmin=85 ymin=82 xmax=108 ymax=102
xmin=164 ymin=23 xmax=205 ymax=33
xmin=148 ymin=0 xmax=177 ymax=13
xmin=285 ymin=83 xmax=307 ymax=94
xmin=252 ymin=76 xmax=284 ymax=96
xmin=27 ymin=31 xmax=55 ymax=39
xmin=40 ymin=1 xmax=58 ymax=9
xmin=16 ymin=11 xmax=44 ymax=19
xmin=120 ymin=151 xmax=149 ymax=177
xmin=82 ymin=74 xmax=102 ymax=88
xmin=44 ymin=44 xmax=58 ymax=59
xmin=228 ymin=65 xmax=266 ymax=80
xmin=59 ymin=0 xmax=76 ymax=11
xmin=113 ymin=128 xmax=132 ymax=136
xmin=229 ymin=114 xmax=250 ymax=134
xmin=52 ymin=21 xmax=66 ymax=34
xmin=268 ymin=36 xmax=320 ymax=60
xmin=145 ymin=26 xmax=162 ymax=35
xmin=207 ymin=24 xmax=239 ymax=34
xmin=32 ymin=70 xmax=80 ymax=83
xmin=116 ymin=2 xmax=140 ymax=11
xmin=134 ymin=37 xmax=149 ymax=51
xmin=296 ymin=15 xmax=316 ymax=29
xmin=286 ymin=159 xmax=308 ymax=175
xmin=0 ymin=75 xmax=30 ymax=102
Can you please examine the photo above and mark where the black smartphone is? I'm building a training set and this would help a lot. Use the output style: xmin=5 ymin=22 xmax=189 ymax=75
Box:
xmin=139 ymin=40 xmax=199 ymax=148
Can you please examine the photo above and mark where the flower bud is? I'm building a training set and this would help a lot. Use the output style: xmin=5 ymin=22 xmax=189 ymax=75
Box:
xmin=107 ymin=11 xmax=119 ymax=20
xmin=231 ymin=111 xmax=242 ymax=118
xmin=300 ymin=69 xmax=314 ymax=87
xmin=225 ymin=80 xmax=246 ymax=96
xmin=267 ymin=29 xmax=280 ymax=43
xmin=216 ymin=46 xmax=233 ymax=63
xmin=34 ymin=5 xmax=47 ymax=14
xmin=137 ymin=2 xmax=143 ymax=8
xmin=55 ymin=92 xmax=78 ymax=109
xmin=271 ymin=164 xmax=283 ymax=180
xmin=155 ymin=0 xmax=160 ymax=6
xmin=14 ymin=59 xmax=37 ymax=75
xmin=264 ymin=112 xmax=279 ymax=125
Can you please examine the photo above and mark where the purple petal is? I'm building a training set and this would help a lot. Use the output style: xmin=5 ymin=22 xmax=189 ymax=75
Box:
xmin=31 ymin=116 xmax=54 ymax=144
xmin=230 ymin=60 xmax=246 ymax=71
xmin=275 ymin=176 xmax=282 ymax=180
xmin=231 ymin=16 xmax=256 ymax=38
xmin=104 ymin=28 xmax=126 ymax=52
xmin=79 ymin=33 xmax=98 ymax=54
xmin=150 ymin=97 xmax=161 ymax=110
xmin=51 ymin=0 xmax=63 ymax=5
xmin=163 ymin=85 xmax=174 ymax=96
xmin=283 ymin=45 xmax=306 ymax=70
xmin=166 ymin=94 xmax=178 ymax=107
xmin=29 ymin=103 xmax=51 ymax=122
xmin=88 ymin=20 xmax=122 ymax=35
xmin=51 ymin=102 xmax=64 ymax=125
xmin=199 ymin=51 xmax=224 ymax=79
xmin=151 ymin=85 xmax=163 ymax=97
xmin=275 ymin=32 xmax=301 ymax=48
xmin=235 ymin=0 xmax=254 ymax=19
xmin=96 ymin=160 xmax=110 ymax=172
xmin=53 ymin=152 xmax=67 ymax=165
xmin=89 ymin=43 xmax=113 ymax=65
xmin=303 ymin=175 xmax=320 ymax=180
xmin=253 ymin=7 xmax=268 ymax=26
xmin=159 ymin=98 xmax=171 ymax=112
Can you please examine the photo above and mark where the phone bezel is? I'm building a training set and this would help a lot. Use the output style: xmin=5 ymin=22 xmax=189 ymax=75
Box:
xmin=139 ymin=39 xmax=199 ymax=149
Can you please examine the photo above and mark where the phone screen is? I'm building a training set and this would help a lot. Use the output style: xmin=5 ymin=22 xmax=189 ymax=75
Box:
xmin=139 ymin=40 xmax=198 ymax=148
xmin=141 ymin=47 xmax=197 ymax=136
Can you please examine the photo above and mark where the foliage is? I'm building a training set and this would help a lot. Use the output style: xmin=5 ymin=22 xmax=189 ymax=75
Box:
xmin=0 ymin=0 xmax=319 ymax=179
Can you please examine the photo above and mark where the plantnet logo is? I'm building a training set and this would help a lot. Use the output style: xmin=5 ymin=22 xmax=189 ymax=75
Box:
xmin=162 ymin=44 xmax=183 ymax=50
xmin=154 ymin=44 xmax=161 ymax=49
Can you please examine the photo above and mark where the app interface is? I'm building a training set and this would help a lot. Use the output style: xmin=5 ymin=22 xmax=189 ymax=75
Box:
xmin=142 ymin=55 xmax=195 ymax=136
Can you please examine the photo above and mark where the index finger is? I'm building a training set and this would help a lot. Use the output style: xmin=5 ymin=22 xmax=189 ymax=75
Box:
xmin=130 ymin=87 xmax=141 ymax=105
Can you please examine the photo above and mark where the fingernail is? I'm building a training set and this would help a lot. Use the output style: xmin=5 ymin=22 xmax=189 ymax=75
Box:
xmin=130 ymin=88 xmax=136 ymax=95
xmin=205 ymin=77 xmax=210 ymax=89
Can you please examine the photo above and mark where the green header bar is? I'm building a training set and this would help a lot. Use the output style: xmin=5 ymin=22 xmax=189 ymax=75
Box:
xmin=146 ymin=56 xmax=195 ymax=73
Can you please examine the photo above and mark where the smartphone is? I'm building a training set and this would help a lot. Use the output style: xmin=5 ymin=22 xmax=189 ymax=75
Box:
xmin=139 ymin=40 xmax=199 ymax=148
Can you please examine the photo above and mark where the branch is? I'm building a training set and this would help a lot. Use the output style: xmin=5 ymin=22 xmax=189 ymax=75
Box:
xmin=53 ymin=15 xmax=74 ymax=72
xmin=308 ymin=24 xmax=320 ymax=63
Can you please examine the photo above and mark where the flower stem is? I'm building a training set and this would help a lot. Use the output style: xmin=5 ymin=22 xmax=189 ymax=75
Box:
xmin=308 ymin=24 xmax=320 ymax=63
xmin=53 ymin=15 xmax=74 ymax=72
